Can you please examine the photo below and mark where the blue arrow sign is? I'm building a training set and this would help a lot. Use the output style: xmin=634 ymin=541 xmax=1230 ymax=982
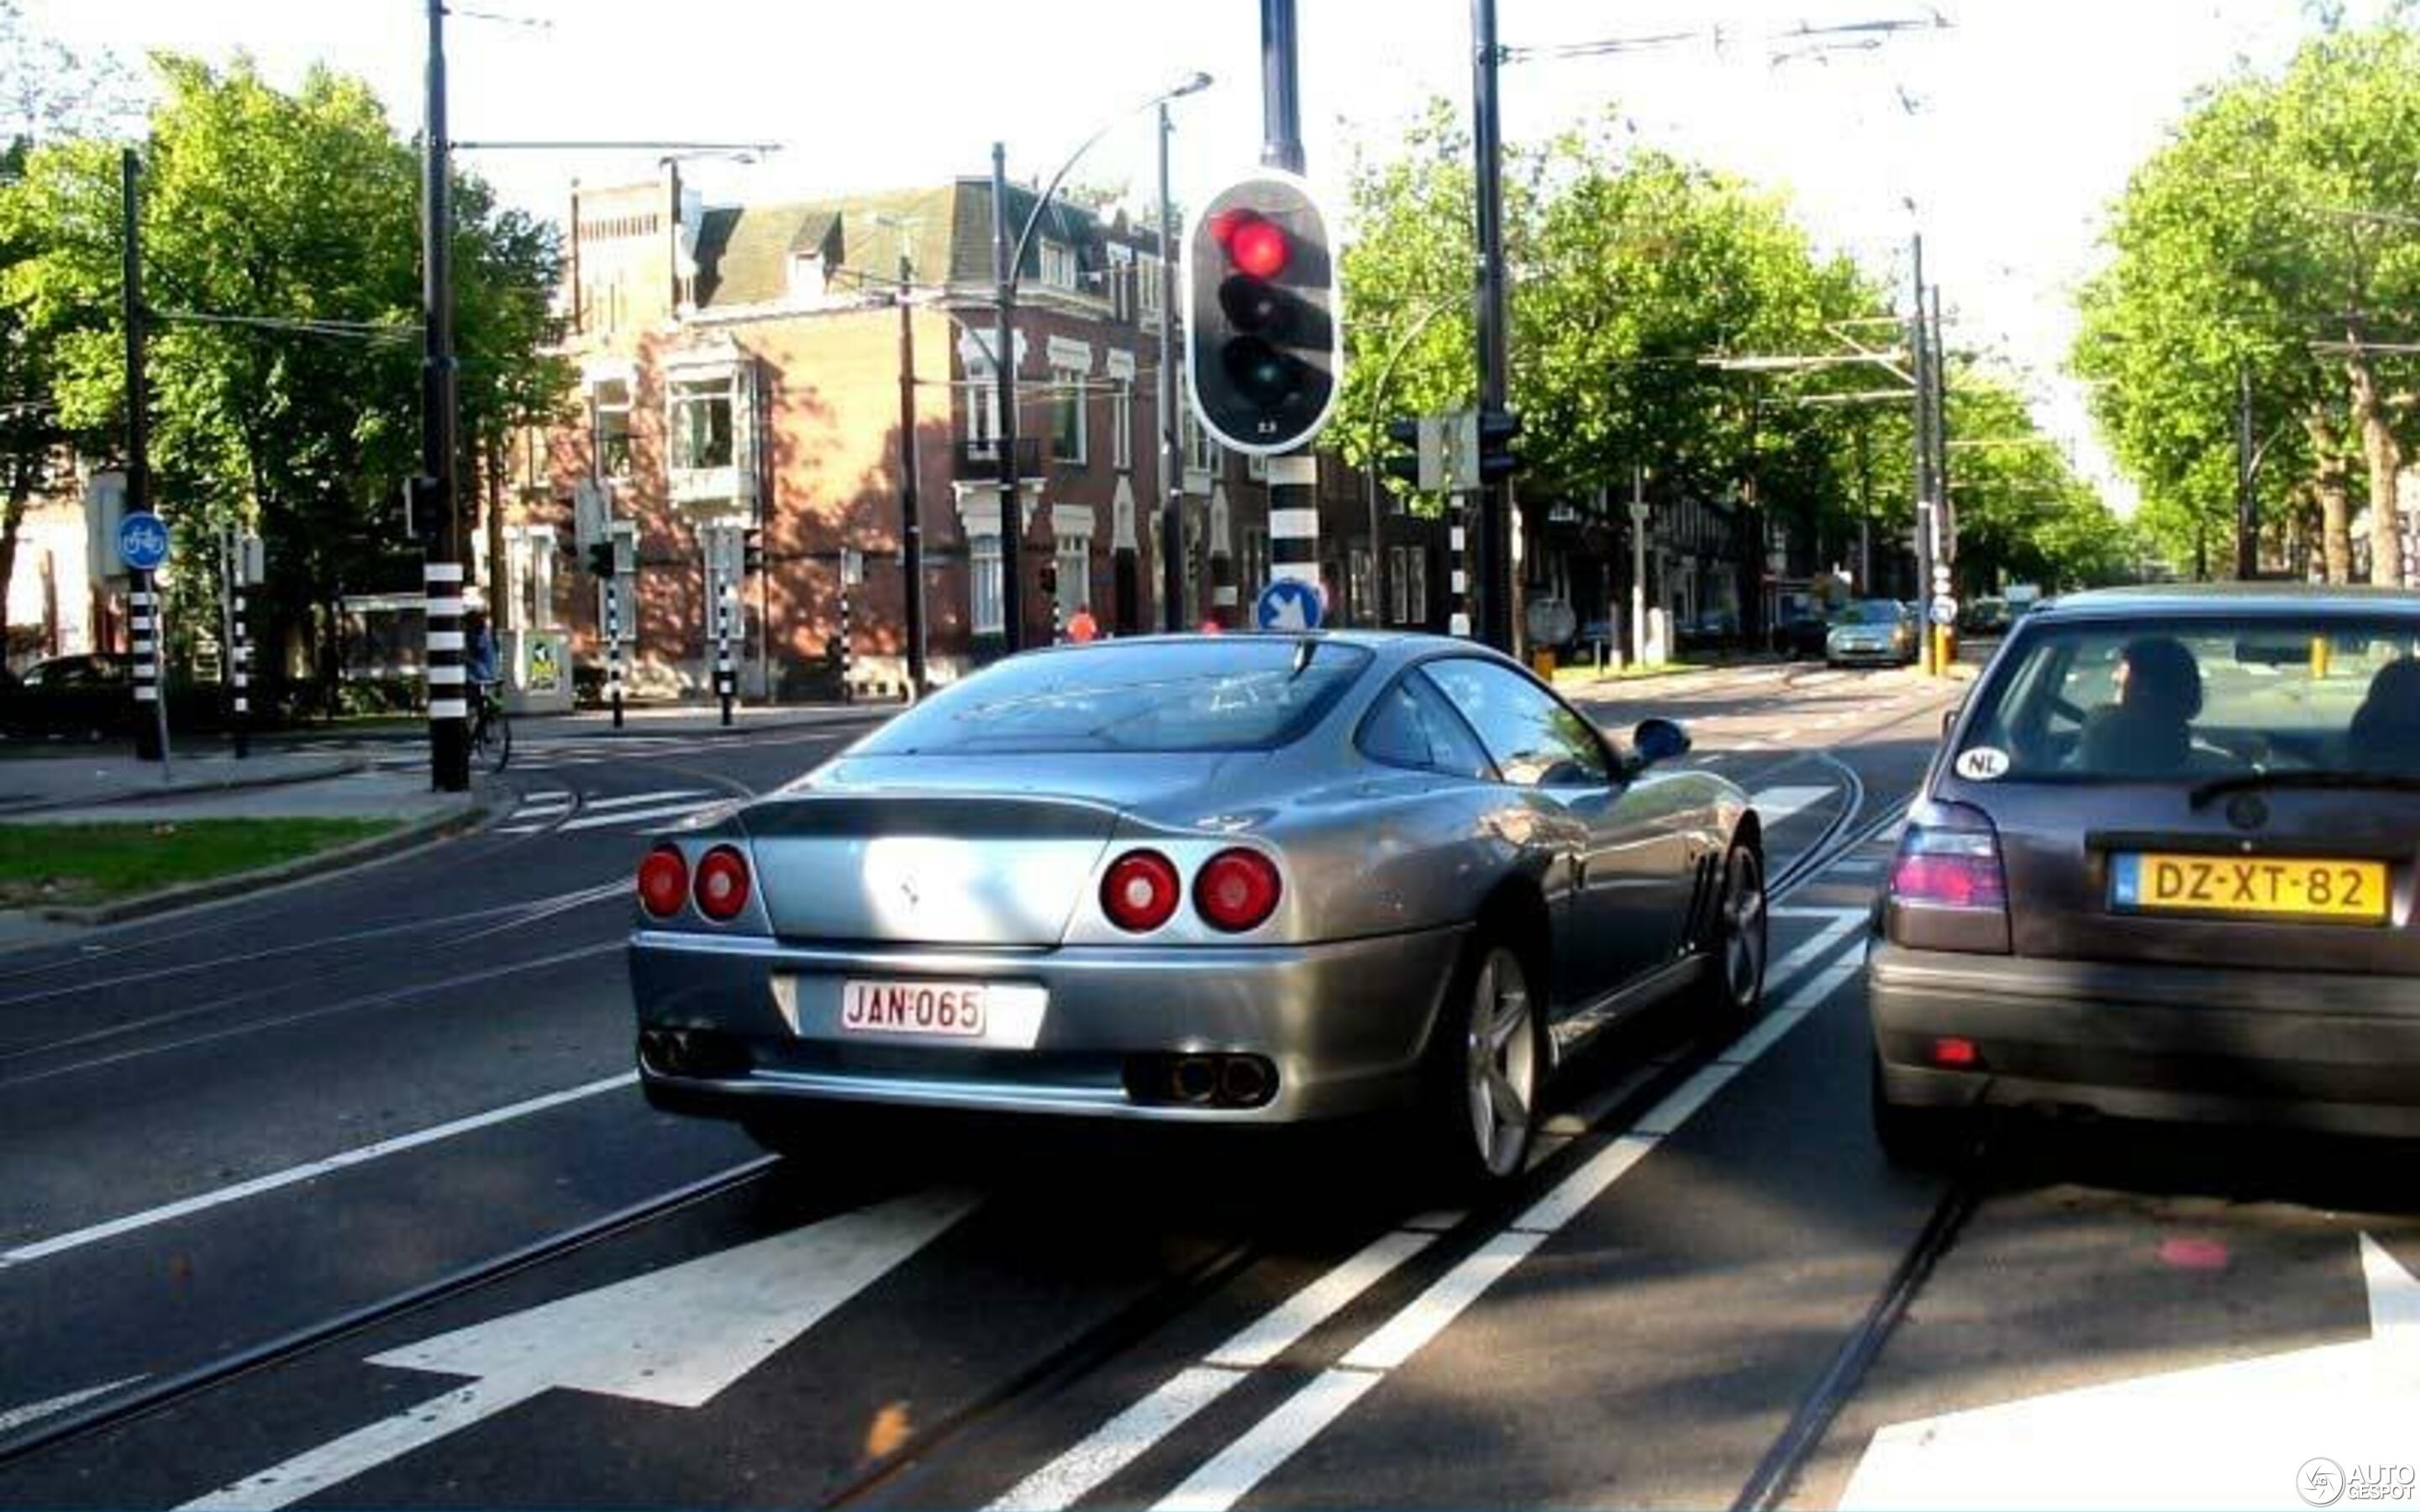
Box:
xmin=1255 ymin=577 xmax=1323 ymax=633
xmin=116 ymin=511 xmax=169 ymax=573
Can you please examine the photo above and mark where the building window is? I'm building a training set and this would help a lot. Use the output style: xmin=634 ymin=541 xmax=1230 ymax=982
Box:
xmin=1349 ymin=547 xmax=1373 ymax=624
xmin=1056 ymin=535 xmax=1092 ymax=620
xmin=1039 ymin=239 xmax=1078 ymax=291
xmin=1246 ymin=451 xmax=1268 ymax=481
xmin=1137 ymin=255 xmax=1163 ymax=318
xmin=971 ymin=534 xmax=1004 ymax=635
xmin=963 ymin=375 xmax=1000 ymax=459
xmin=1243 ymin=525 xmax=1269 ymax=598
xmin=669 ymin=375 xmax=734 ymax=471
xmin=1390 ymin=544 xmax=1428 ymax=625
xmin=508 ymin=527 xmax=559 ymax=631
xmin=1112 ymin=381 xmax=1133 ymax=471
xmin=1051 ymin=367 xmax=1087 ymax=467
xmin=1181 ymin=406 xmax=1213 ymax=474
xmin=592 ymin=379 xmax=632 ymax=478
xmin=1106 ymin=246 xmax=1134 ymax=320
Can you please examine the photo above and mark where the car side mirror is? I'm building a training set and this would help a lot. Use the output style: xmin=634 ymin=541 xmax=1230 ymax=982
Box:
xmin=1632 ymin=717 xmax=1691 ymax=769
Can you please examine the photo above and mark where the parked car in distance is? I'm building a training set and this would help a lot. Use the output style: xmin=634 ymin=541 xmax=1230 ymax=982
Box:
xmin=1775 ymin=606 xmax=1834 ymax=660
xmin=629 ymin=632 xmax=1770 ymax=1192
xmin=1826 ymin=600 xmax=1918 ymax=668
xmin=1959 ymin=597 xmax=2012 ymax=637
xmin=1870 ymin=585 xmax=2420 ymax=1163
xmin=0 ymin=654 xmax=134 ymax=739
xmin=1677 ymin=606 xmax=1742 ymax=654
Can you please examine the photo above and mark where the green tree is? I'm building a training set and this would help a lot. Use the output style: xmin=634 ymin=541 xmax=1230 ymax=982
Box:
xmin=6 ymin=55 xmax=566 ymax=701
xmin=2075 ymin=18 xmax=2420 ymax=583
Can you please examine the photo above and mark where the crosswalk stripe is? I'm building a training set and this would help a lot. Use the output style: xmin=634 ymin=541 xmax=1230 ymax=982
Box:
xmin=557 ymin=801 xmax=721 ymax=833
xmin=1749 ymin=784 xmax=1833 ymax=822
xmin=576 ymin=789 xmax=713 ymax=811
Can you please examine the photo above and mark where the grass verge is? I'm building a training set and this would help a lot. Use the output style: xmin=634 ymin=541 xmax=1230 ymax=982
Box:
xmin=0 ymin=817 xmax=401 ymax=908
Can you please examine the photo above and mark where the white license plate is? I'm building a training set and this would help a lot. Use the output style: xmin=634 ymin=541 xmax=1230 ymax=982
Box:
xmin=839 ymin=979 xmax=991 ymax=1038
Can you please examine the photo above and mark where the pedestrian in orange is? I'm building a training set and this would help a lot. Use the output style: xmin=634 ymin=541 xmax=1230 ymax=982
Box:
xmin=1066 ymin=605 xmax=1100 ymax=643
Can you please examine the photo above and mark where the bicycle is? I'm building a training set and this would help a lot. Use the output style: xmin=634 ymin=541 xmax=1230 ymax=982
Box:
xmin=469 ymin=680 xmax=513 ymax=774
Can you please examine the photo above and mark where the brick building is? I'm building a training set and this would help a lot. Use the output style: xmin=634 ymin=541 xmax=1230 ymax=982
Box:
xmin=509 ymin=163 xmax=1443 ymax=701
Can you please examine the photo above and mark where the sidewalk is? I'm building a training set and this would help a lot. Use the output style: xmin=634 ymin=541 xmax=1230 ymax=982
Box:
xmin=0 ymin=748 xmax=362 ymax=816
xmin=260 ymin=700 xmax=895 ymax=748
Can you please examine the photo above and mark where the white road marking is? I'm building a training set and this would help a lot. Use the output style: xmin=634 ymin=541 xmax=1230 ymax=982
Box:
xmin=0 ymin=1374 xmax=146 ymax=1436
xmin=575 ymin=788 xmax=712 ymax=811
xmin=1144 ymin=922 xmax=1876 ymax=1509
xmin=1749 ymin=785 xmax=1835 ymax=824
xmin=1 ymin=1073 xmax=638 ymax=1268
xmin=557 ymin=800 xmax=722 ymax=832
xmin=181 ymin=1191 xmax=974 ymax=1511
xmin=991 ymin=1228 xmax=1436 ymax=1511
xmin=1840 ymin=1235 xmax=2420 ymax=1509
xmin=494 ymin=825 xmax=545 ymax=836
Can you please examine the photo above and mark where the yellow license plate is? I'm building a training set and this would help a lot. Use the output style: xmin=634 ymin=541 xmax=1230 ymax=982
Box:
xmin=2112 ymin=853 xmax=2389 ymax=922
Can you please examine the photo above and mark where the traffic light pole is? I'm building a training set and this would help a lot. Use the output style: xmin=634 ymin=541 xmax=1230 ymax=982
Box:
xmin=1908 ymin=233 xmax=1938 ymax=678
xmin=896 ymin=250 xmax=928 ymax=696
xmin=990 ymin=144 xmax=1026 ymax=656
xmin=420 ymin=0 xmax=470 ymax=791
xmin=1470 ymin=0 xmax=1515 ymax=654
xmin=121 ymin=149 xmax=169 ymax=770
xmin=2235 ymin=361 xmax=2258 ymax=580
xmin=1255 ymin=0 xmax=1322 ymax=623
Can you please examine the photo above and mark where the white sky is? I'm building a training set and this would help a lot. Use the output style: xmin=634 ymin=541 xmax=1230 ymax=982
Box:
xmin=45 ymin=0 xmax=2382 ymax=512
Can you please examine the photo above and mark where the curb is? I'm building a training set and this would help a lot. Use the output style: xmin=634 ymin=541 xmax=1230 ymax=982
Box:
xmin=0 ymin=755 xmax=370 ymax=816
xmin=31 ymin=798 xmax=490 ymax=927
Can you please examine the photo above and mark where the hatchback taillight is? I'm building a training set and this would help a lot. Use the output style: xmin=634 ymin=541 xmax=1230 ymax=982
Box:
xmin=637 ymin=846 xmax=689 ymax=919
xmin=1102 ymin=849 xmax=1181 ymax=932
xmin=1196 ymin=848 xmax=1282 ymax=932
xmin=1886 ymin=801 xmax=2012 ymax=953
xmin=693 ymin=845 xmax=752 ymax=922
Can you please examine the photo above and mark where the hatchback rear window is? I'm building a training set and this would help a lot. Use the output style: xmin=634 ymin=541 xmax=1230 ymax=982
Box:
xmin=855 ymin=639 xmax=1373 ymax=755
xmin=1957 ymin=615 xmax=2420 ymax=781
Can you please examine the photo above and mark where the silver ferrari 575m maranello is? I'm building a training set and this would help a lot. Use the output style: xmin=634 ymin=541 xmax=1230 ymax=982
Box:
xmin=629 ymin=632 xmax=1765 ymax=1187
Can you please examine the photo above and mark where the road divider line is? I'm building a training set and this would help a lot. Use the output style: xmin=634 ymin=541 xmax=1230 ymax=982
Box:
xmin=573 ymin=788 xmax=712 ymax=811
xmin=1134 ymin=926 xmax=1874 ymax=1509
xmin=0 ymin=1071 xmax=639 ymax=1269
xmin=990 ymin=1228 xmax=1439 ymax=1512
xmin=0 ymin=1375 xmax=146 ymax=1436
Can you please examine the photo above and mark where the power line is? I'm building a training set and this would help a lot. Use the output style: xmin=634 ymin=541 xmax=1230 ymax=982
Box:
xmin=152 ymin=309 xmax=421 ymax=342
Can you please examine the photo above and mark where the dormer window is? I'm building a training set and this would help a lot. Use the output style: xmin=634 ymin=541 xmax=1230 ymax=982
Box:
xmin=1039 ymin=239 xmax=1078 ymax=291
xmin=788 ymin=251 xmax=827 ymax=305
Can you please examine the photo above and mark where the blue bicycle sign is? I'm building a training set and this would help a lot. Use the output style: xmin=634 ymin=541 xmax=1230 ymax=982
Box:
xmin=117 ymin=511 xmax=170 ymax=573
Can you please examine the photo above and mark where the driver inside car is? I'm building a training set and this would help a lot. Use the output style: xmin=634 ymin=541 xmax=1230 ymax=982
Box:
xmin=2074 ymin=636 xmax=2226 ymax=776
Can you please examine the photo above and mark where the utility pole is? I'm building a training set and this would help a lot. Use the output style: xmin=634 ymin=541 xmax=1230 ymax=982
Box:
xmin=896 ymin=249 xmax=927 ymax=696
xmin=420 ymin=0 xmax=469 ymax=791
xmin=1629 ymin=466 xmax=1649 ymax=669
xmin=1470 ymin=0 xmax=1514 ymax=653
xmin=2234 ymin=361 xmax=2258 ymax=580
xmin=121 ymin=149 xmax=168 ymax=769
xmin=990 ymin=144 xmax=1025 ymax=655
xmin=1908 ymin=233 xmax=1936 ymax=674
xmin=1158 ymin=102 xmax=1185 ymax=633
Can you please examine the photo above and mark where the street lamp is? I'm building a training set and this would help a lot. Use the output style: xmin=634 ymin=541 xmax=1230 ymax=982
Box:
xmin=992 ymin=71 xmax=1212 ymax=653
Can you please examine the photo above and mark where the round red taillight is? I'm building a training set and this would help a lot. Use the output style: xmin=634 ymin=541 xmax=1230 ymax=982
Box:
xmin=1227 ymin=216 xmax=1289 ymax=280
xmin=693 ymin=845 xmax=752 ymax=922
xmin=1195 ymin=848 xmax=1281 ymax=933
xmin=1101 ymin=849 xmax=1181 ymax=932
xmin=637 ymin=846 xmax=689 ymax=919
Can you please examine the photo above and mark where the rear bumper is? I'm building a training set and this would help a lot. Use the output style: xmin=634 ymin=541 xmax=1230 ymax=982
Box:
xmin=1827 ymin=643 xmax=1909 ymax=664
xmin=629 ymin=926 xmax=1470 ymax=1126
xmin=1869 ymin=941 xmax=2420 ymax=1137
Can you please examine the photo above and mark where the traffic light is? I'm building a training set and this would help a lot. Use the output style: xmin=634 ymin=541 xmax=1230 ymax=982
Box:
xmin=742 ymin=527 xmax=764 ymax=575
xmin=1476 ymin=408 xmax=1523 ymax=485
xmin=587 ymin=540 xmax=615 ymax=577
xmin=1039 ymin=562 xmax=1059 ymax=596
xmin=1381 ymin=416 xmax=1444 ymax=492
xmin=402 ymin=475 xmax=443 ymax=542
xmin=1183 ymin=171 xmax=1341 ymax=455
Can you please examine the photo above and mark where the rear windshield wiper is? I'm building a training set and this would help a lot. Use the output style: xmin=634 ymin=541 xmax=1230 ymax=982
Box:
xmin=2190 ymin=769 xmax=2420 ymax=809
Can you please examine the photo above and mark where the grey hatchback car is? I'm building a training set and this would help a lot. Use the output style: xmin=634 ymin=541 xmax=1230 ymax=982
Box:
xmin=630 ymin=633 xmax=1766 ymax=1189
xmin=1870 ymin=585 xmax=2420 ymax=1161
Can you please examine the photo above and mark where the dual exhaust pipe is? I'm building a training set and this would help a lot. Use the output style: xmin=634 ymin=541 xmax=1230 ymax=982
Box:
xmin=1130 ymin=1053 xmax=1277 ymax=1109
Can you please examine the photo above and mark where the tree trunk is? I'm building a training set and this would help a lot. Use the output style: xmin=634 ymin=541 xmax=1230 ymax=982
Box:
xmin=2349 ymin=354 xmax=2407 ymax=587
xmin=2307 ymin=407 xmax=2354 ymax=584
xmin=0 ymin=465 xmax=30 ymax=659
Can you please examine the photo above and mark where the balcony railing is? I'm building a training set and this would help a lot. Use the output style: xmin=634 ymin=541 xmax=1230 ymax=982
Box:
xmin=954 ymin=438 xmax=1044 ymax=479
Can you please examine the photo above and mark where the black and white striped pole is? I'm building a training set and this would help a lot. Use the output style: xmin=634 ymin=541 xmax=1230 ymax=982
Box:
xmin=714 ymin=551 xmax=734 ymax=727
xmin=1448 ymin=490 xmax=1470 ymax=638
xmin=424 ymin=559 xmax=468 ymax=760
xmin=231 ymin=579 xmax=251 ymax=759
xmin=129 ymin=578 xmax=169 ymax=771
xmin=1267 ymin=453 xmax=1318 ymax=617
xmin=605 ymin=571 xmax=624 ymax=729
xmin=838 ymin=549 xmax=858 ymax=703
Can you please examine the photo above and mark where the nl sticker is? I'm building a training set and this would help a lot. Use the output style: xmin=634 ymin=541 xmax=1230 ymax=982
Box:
xmin=1954 ymin=746 xmax=2011 ymax=782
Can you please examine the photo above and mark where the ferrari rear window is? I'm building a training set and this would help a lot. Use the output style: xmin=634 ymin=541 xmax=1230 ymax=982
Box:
xmin=856 ymin=639 xmax=1374 ymax=754
xmin=1955 ymin=615 xmax=2420 ymax=781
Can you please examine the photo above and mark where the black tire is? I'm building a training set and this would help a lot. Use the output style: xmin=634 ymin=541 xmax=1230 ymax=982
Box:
xmin=1697 ymin=842 xmax=1768 ymax=1042
xmin=1870 ymin=1057 xmax=1975 ymax=1171
xmin=1417 ymin=931 xmax=1547 ymax=1194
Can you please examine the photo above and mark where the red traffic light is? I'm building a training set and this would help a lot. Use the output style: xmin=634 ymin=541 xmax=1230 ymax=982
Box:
xmin=1226 ymin=216 xmax=1289 ymax=280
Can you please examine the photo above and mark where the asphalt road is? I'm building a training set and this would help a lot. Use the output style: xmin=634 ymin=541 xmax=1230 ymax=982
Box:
xmin=3 ymin=662 xmax=2412 ymax=1511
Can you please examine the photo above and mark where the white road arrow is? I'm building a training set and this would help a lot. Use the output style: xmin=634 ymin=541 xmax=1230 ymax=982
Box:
xmin=180 ymin=1189 xmax=973 ymax=1511
xmin=1841 ymin=1232 xmax=2420 ymax=1510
